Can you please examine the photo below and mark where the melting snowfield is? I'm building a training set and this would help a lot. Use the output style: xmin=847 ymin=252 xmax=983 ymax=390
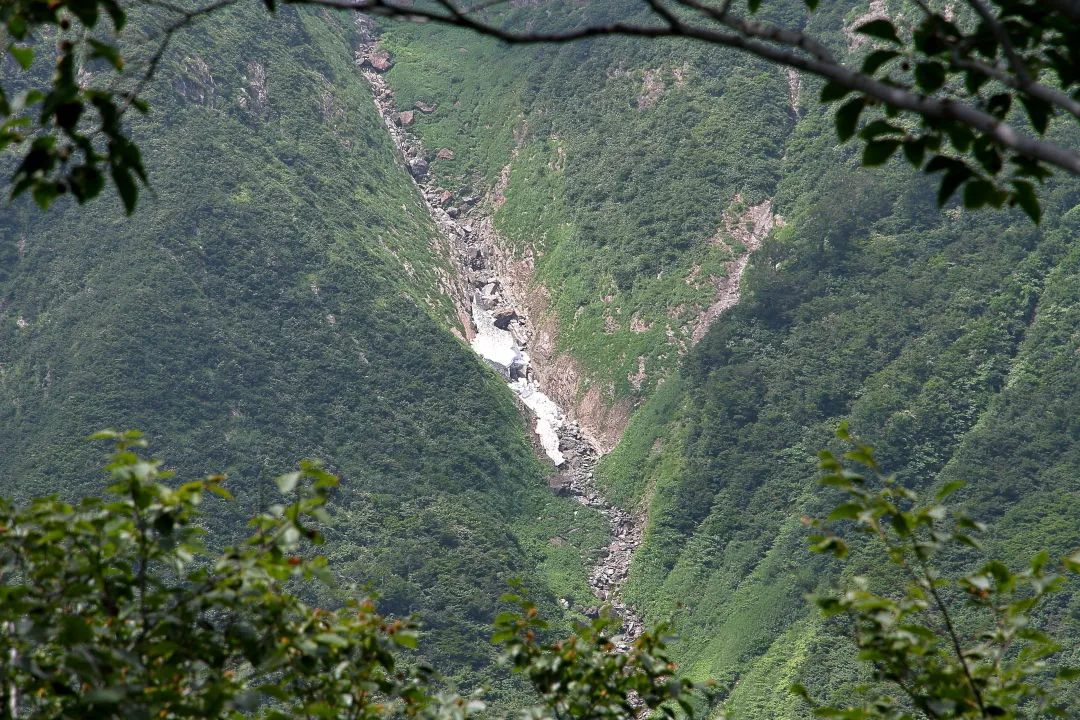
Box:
xmin=470 ymin=292 xmax=567 ymax=466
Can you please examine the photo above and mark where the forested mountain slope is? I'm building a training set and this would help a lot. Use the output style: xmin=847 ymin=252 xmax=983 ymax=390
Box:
xmin=378 ymin=0 xmax=798 ymax=448
xmin=370 ymin=1 xmax=1080 ymax=715
xmin=4 ymin=0 xmax=1080 ymax=716
xmin=0 ymin=3 xmax=608 ymax=699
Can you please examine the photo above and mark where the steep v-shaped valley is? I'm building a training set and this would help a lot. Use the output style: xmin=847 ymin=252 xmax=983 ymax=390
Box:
xmin=5 ymin=2 xmax=1080 ymax=718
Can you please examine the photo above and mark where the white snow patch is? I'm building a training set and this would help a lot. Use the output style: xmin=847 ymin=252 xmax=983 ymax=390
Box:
xmin=469 ymin=290 xmax=566 ymax=466
xmin=511 ymin=378 xmax=566 ymax=466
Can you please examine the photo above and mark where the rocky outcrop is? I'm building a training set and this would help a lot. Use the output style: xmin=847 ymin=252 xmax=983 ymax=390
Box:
xmin=689 ymin=196 xmax=774 ymax=344
xmin=360 ymin=48 xmax=393 ymax=72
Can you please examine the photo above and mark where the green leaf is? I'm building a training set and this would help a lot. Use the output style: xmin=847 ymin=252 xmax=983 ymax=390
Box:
xmin=69 ymin=166 xmax=105 ymax=203
xmin=1019 ymin=95 xmax=1051 ymax=134
xmin=935 ymin=481 xmax=965 ymax=501
xmin=8 ymin=44 xmax=33 ymax=70
xmin=860 ymin=120 xmax=903 ymax=140
xmin=83 ymin=688 xmax=123 ymax=706
xmin=862 ymin=139 xmax=901 ymax=166
xmin=257 ymin=684 xmax=291 ymax=702
xmin=856 ymin=19 xmax=901 ymax=44
xmin=963 ymin=179 xmax=995 ymax=209
xmin=59 ymin=615 xmax=94 ymax=644
xmin=32 ymin=181 xmax=60 ymax=211
xmin=834 ymin=97 xmax=866 ymax=142
xmin=275 ymin=471 xmax=301 ymax=494
xmin=937 ymin=166 xmax=973 ymax=206
xmin=986 ymin=93 xmax=1011 ymax=119
xmin=913 ymin=62 xmax=946 ymax=93
xmin=827 ymin=502 xmax=864 ymax=521
xmin=111 ymin=166 xmax=138 ymax=215
xmin=861 ymin=49 xmax=900 ymax=75
xmin=206 ymin=483 xmax=234 ymax=500
xmin=314 ymin=632 xmax=349 ymax=648
xmin=1010 ymin=179 xmax=1041 ymax=224
xmin=394 ymin=632 xmax=419 ymax=649
xmin=88 ymin=40 xmax=124 ymax=71
xmin=820 ymin=81 xmax=851 ymax=103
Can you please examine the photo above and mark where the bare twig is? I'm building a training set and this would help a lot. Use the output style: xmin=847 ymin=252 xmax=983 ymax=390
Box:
xmin=948 ymin=53 xmax=1080 ymax=121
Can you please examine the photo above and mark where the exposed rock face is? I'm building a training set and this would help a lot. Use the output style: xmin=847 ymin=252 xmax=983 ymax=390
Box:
xmin=493 ymin=307 xmax=518 ymax=329
xmin=362 ymin=48 xmax=393 ymax=72
xmin=843 ymin=0 xmax=889 ymax=50
xmin=173 ymin=55 xmax=216 ymax=107
xmin=689 ymin=195 xmax=774 ymax=344
xmin=397 ymin=110 xmax=414 ymax=126
xmin=436 ymin=148 xmax=455 ymax=160
xmin=415 ymin=101 xmax=437 ymax=113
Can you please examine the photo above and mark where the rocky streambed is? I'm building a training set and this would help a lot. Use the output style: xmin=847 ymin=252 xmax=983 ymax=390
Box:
xmin=357 ymin=29 xmax=644 ymax=648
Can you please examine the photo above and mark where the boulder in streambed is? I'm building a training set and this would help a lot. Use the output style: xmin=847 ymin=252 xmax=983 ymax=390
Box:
xmin=493 ymin=307 xmax=518 ymax=329
xmin=363 ymin=49 xmax=393 ymax=72
xmin=407 ymin=158 xmax=429 ymax=178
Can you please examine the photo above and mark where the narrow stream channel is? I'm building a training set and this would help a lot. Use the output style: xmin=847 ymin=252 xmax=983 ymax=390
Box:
xmin=357 ymin=27 xmax=645 ymax=649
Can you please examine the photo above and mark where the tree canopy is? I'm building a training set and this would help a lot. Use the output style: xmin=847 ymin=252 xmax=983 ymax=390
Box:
xmin=2 ymin=429 xmax=1078 ymax=719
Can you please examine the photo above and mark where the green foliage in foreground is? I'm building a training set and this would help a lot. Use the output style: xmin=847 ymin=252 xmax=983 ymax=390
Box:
xmin=0 ymin=430 xmax=704 ymax=720
xmin=804 ymin=425 xmax=1080 ymax=720
xmin=3 ymin=428 xmax=1078 ymax=720
xmin=0 ymin=1 xmax=610 ymax=695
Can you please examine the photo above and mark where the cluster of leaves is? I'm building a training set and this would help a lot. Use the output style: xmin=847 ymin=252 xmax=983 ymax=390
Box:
xmin=1 ymin=0 xmax=148 ymax=212
xmin=827 ymin=1 xmax=1080 ymax=222
xmin=0 ymin=430 xmax=447 ymax=720
xmin=802 ymin=424 xmax=1080 ymax=720
xmin=0 ymin=431 xmax=708 ymax=720
xmin=495 ymin=588 xmax=714 ymax=720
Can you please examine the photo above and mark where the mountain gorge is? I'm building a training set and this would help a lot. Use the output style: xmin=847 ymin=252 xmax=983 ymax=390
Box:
xmin=3 ymin=0 xmax=1080 ymax=717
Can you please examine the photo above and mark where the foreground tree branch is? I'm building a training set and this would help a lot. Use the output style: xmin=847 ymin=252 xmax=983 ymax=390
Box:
xmin=297 ymin=0 xmax=1079 ymax=221
xmin=3 ymin=0 xmax=1079 ymax=219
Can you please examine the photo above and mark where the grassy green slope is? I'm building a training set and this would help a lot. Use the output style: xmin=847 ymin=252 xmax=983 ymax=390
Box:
xmin=0 ymin=4 xmax=607 ymax=698
xmin=599 ymin=100 xmax=1080 ymax=715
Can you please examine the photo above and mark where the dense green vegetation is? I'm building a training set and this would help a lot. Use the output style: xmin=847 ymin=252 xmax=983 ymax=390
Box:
xmin=599 ymin=102 xmax=1080 ymax=718
xmin=0 ymin=432 xmax=708 ymax=720
xmin=0 ymin=2 xmax=609 ymax=701
xmin=374 ymin=4 xmax=1080 ymax=715
xmin=381 ymin=3 xmax=796 ymax=402
xmin=6 ymin=0 xmax=1080 ymax=716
